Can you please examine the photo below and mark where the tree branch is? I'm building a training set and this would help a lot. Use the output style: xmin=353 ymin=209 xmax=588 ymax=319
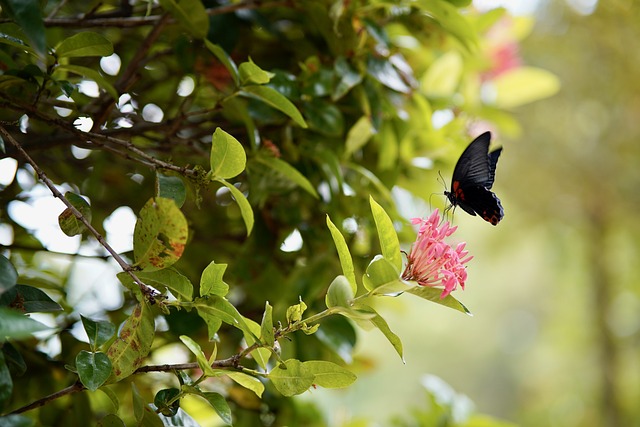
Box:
xmin=0 ymin=96 xmax=201 ymax=178
xmin=90 ymin=13 xmax=171 ymax=129
xmin=9 ymin=381 xmax=85 ymax=415
xmin=0 ymin=126 xmax=160 ymax=303
xmin=0 ymin=1 xmax=293 ymax=28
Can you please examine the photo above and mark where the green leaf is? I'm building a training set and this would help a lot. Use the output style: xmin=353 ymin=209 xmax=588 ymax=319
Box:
xmin=269 ymin=359 xmax=314 ymax=397
xmin=200 ymin=392 xmax=232 ymax=426
xmin=422 ymin=51 xmax=463 ymax=98
xmin=99 ymin=386 xmax=120 ymax=411
xmin=133 ymin=198 xmax=188 ymax=272
xmin=362 ymin=256 xmax=403 ymax=292
xmin=195 ymin=306 xmax=221 ymax=341
xmin=302 ymin=99 xmax=344 ymax=137
xmin=194 ymin=296 xmax=241 ymax=329
xmin=0 ymin=350 xmax=13 ymax=407
xmin=253 ymin=155 xmax=319 ymax=198
xmin=0 ymin=26 xmax=36 ymax=55
xmin=344 ymin=116 xmax=375 ymax=158
xmin=0 ymin=307 xmax=50 ymax=341
xmin=210 ymin=128 xmax=246 ymax=179
xmin=302 ymin=361 xmax=356 ymax=389
xmin=239 ymin=316 xmax=271 ymax=369
xmin=106 ymin=302 xmax=155 ymax=381
xmin=239 ymin=58 xmax=274 ymax=85
xmin=204 ymin=40 xmax=239 ymax=87
xmin=132 ymin=383 xmax=163 ymax=426
xmin=226 ymin=371 xmax=265 ymax=398
xmin=333 ymin=56 xmax=362 ymax=100
xmin=58 ymin=192 xmax=92 ymax=237
xmin=200 ymin=261 xmax=229 ymax=297
xmin=345 ymin=162 xmax=394 ymax=205
xmin=131 ymin=268 xmax=193 ymax=302
xmin=0 ymin=255 xmax=18 ymax=295
xmin=2 ymin=342 xmax=26 ymax=376
xmin=492 ymin=67 xmax=561 ymax=109
xmin=285 ymin=299 xmax=307 ymax=324
xmin=325 ymin=275 xmax=354 ymax=309
xmin=0 ymin=284 xmax=62 ymax=313
xmin=407 ymin=285 xmax=472 ymax=315
xmin=260 ymin=301 xmax=274 ymax=347
xmin=414 ymin=0 xmax=478 ymax=49
xmin=55 ymin=32 xmax=113 ymax=58
xmin=217 ymin=179 xmax=254 ymax=236
xmin=366 ymin=56 xmax=411 ymax=93
xmin=81 ymin=316 xmax=116 ymax=350
xmin=179 ymin=335 xmax=216 ymax=376
xmin=240 ymin=85 xmax=308 ymax=128
xmin=158 ymin=0 xmax=209 ymax=39
xmin=55 ymin=64 xmax=118 ymax=100
xmin=369 ymin=196 xmax=402 ymax=272
xmin=325 ymin=216 xmax=357 ymax=294
xmin=354 ymin=304 xmax=404 ymax=361
xmin=370 ymin=279 xmax=414 ymax=296
xmin=0 ymin=0 xmax=45 ymax=58
xmin=97 ymin=414 xmax=125 ymax=427
xmin=153 ymin=388 xmax=180 ymax=417
xmin=156 ymin=173 xmax=186 ymax=208
xmin=76 ymin=350 xmax=112 ymax=391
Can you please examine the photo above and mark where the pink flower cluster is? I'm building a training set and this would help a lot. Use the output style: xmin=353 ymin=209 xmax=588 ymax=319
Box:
xmin=401 ymin=209 xmax=473 ymax=298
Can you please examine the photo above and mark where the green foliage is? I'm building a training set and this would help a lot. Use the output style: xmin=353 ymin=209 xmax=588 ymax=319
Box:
xmin=0 ymin=0 xmax=556 ymax=424
xmin=54 ymin=32 xmax=113 ymax=59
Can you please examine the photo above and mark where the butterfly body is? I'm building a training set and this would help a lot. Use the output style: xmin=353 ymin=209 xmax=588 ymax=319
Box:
xmin=444 ymin=131 xmax=504 ymax=225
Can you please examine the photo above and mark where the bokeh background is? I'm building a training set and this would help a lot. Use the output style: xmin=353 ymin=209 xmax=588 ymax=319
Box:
xmin=312 ymin=1 xmax=640 ymax=426
xmin=2 ymin=0 xmax=638 ymax=426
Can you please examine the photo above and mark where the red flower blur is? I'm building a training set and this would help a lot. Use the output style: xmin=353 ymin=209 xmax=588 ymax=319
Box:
xmin=401 ymin=209 xmax=473 ymax=298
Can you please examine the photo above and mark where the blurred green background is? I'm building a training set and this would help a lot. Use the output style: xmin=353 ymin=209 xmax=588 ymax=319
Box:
xmin=310 ymin=1 xmax=640 ymax=426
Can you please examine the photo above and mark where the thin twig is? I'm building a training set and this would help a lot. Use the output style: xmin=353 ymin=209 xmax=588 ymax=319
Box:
xmin=0 ymin=126 xmax=159 ymax=302
xmin=0 ymin=2 xmax=292 ymax=28
xmin=91 ymin=13 xmax=171 ymax=129
xmin=9 ymin=381 xmax=85 ymax=414
xmin=0 ymin=97 xmax=199 ymax=177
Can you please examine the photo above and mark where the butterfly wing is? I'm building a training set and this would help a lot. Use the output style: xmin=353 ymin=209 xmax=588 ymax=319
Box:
xmin=446 ymin=131 xmax=504 ymax=225
xmin=451 ymin=131 xmax=500 ymax=189
xmin=455 ymin=185 xmax=504 ymax=225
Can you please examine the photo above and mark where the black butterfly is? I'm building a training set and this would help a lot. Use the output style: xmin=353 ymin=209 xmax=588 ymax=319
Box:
xmin=444 ymin=131 xmax=504 ymax=225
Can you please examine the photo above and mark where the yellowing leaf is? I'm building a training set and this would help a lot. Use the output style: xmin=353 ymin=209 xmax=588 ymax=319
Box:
xmin=106 ymin=302 xmax=155 ymax=381
xmin=58 ymin=192 xmax=91 ymax=237
xmin=226 ymin=371 xmax=265 ymax=398
xmin=133 ymin=198 xmax=188 ymax=271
